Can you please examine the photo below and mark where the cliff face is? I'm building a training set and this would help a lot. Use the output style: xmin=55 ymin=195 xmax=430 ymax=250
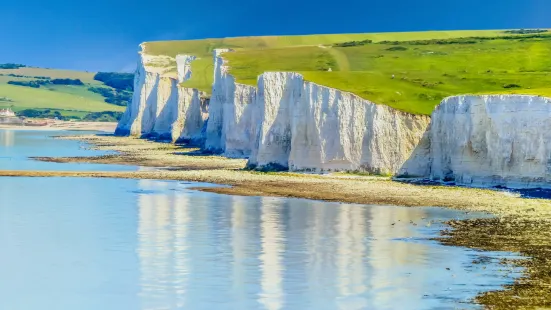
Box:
xmin=118 ymin=45 xmax=551 ymax=187
xmin=417 ymin=95 xmax=551 ymax=188
xmin=150 ymin=76 xmax=179 ymax=140
xmin=116 ymin=50 xmax=208 ymax=143
xmin=290 ymin=81 xmax=430 ymax=174
xmin=115 ymin=53 xmax=163 ymax=137
xmin=120 ymin=48 xmax=430 ymax=174
xmin=201 ymin=55 xmax=430 ymax=172
xmin=205 ymin=49 xmax=232 ymax=153
xmin=176 ymin=55 xmax=196 ymax=83
xmin=248 ymin=72 xmax=301 ymax=169
xmin=174 ymin=87 xmax=209 ymax=145
xmin=244 ymin=73 xmax=430 ymax=173
xmin=204 ymin=49 xmax=259 ymax=157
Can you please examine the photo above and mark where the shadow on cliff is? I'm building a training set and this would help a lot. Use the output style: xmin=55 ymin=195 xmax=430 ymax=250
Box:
xmin=288 ymin=83 xmax=323 ymax=171
xmin=180 ymin=93 xmax=209 ymax=146
xmin=150 ymin=79 xmax=179 ymax=141
xmin=248 ymin=77 xmax=295 ymax=170
xmin=139 ymin=75 xmax=160 ymax=138
xmin=396 ymin=126 xmax=432 ymax=178
xmin=224 ymin=86 xmax=257 ymax=158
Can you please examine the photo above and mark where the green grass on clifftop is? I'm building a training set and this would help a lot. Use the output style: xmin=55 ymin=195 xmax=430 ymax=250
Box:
xmin=144 ymin=29 xmax=551 ymax=115
xmin=144 ymin=30 xmax=508 ymax=56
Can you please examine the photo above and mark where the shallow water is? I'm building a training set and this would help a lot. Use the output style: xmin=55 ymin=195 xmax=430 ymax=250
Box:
xmin=0 ymin=129 xmax=134 ymax=171
xmin=0 ymin=130 xmax=522 ymax=310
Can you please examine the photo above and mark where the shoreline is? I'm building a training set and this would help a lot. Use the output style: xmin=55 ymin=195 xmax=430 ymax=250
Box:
xmin=0 ymin=121 xmax=117 ymax=132
xmin=26 ymin=135 xmax=551 ymax=213
xmin=5 ymin=133 xmax=551 ymax=308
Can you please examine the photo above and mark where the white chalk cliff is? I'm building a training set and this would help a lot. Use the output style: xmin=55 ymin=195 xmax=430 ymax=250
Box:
xmin=119 ymin=47 xmax=430 ymax=174
xmin=205 ymin=49 xmax=259 ymax=157
xmin=204 ymin=50 xmax=430 ymax=172
xmin=118 ymin=45 xmax=551 ymax=187
xmin=116 ymin=48 xmax=208 ymax=144
xmin=290 ymin=79 xmax=430 ymax=174
xmin=119 ymin=45 xmax=551 ymax=187
xmin=176 ymin=55 xmax=196 ymax=83
xmin=399 ymin=95 xmax=551 ymax=188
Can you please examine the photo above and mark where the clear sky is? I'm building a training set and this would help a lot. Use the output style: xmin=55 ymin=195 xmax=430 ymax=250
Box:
xmin=2 ymin=0 xmax=549 ymax=72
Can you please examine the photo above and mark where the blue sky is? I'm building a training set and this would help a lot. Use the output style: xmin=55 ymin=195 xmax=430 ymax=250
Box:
xmin=1 ymin=0 xmax=549 ymax=72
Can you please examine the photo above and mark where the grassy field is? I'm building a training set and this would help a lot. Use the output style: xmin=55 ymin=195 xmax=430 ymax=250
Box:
xmin=0 ymin=67 xmax=124 ymax=118
xmin=0 ymin=67 xmax=99 ymax=82
xmin=144 ymin=29 xmax=551 ymax=115
xmin=146 ymin=30 xmax=510 ymax=94
xmin=144 ymin=30 xmax=510 ymax=56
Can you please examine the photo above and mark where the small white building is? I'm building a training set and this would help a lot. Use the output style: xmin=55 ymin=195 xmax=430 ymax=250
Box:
xmin=0 ymin=108 xmax=15 ymax=117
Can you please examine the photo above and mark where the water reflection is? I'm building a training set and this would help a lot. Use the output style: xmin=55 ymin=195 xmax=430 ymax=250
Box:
xmin=173 ymin=189 xmax=191 ymax=308
xmin=231 ymin=196 xmax=261 ymax=309
xmin=134 ymin=181 xmax=518 ymax=310
xmin=0 ymin=129 xmax=14 ymax=147
xmin=259 ymin=198 xmax=285 ymax=310
xmin=368 ymin=207 xmax=431 ymax=308
xmin=335 ymin=205 xmax=369 ymax=310
xmin=0 ymin=132 xmax=522 ymax=310
xmin=137 ymin=180 xmax=188 ymax=310
xmin=0 ymin=129 xmax=136 ymax=171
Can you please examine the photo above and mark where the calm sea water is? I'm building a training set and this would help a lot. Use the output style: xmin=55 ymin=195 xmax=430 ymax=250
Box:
xmin=0 ymin=129 xmax=134 ymax=171
xmin=0 ymin=130 xmax=521 ymax=310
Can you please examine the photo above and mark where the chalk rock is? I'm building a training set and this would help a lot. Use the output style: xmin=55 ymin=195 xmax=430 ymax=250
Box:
xmin=119 ymin=45 xmax=430 ymax=175
xmin=116 ymin=49 xmax=208 ymax=142
xmin=175 ymin=87 xmax=209 ymax=145
xmin=149 ymin=76 xmax=179 ymax=140
xmin=205 ymin=49 xmax=233 ymax=153
xmin=115 ymin=52 xmax=174 ymax=136
xmin=245 ymin=72 xmax=430 ymax=173
xmin=427 ymin=95 xmax=551 ymax=188
xmin=205 ymin=48 xmax=258 ymax=157
xmin=248 ymin=72 xmax=302 ymax=169
xmin=176 ymin=54 xmax=197 ymax=83
xmin=223 ymin=82 xmax=258 ymax=158
xmin=290 ymin=81 xmax=430 ymax=174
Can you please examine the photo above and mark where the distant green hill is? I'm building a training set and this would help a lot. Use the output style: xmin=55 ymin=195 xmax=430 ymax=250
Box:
xmin=144 ymin=29 xmax=551 ymax=115
xmin=0 ymin=66 xmax=129 ymax=121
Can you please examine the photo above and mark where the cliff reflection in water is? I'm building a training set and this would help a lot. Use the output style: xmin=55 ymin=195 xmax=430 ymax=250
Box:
xmin=136 ymin=179 xmax=511 ymax=309
xmin=0 ymin=129 xmax=14 ymax=147
xmin=0 ymin=131 xmax=521 ymax=310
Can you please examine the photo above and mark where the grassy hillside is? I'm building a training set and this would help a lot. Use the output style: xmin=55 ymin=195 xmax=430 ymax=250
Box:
xmin=0 ymin=67 xmax=126 ymax=120
xmin=143 ymin=29 xmax=551 ymax=115
xmin=144 ymin=30 xmax=509 ymax=56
